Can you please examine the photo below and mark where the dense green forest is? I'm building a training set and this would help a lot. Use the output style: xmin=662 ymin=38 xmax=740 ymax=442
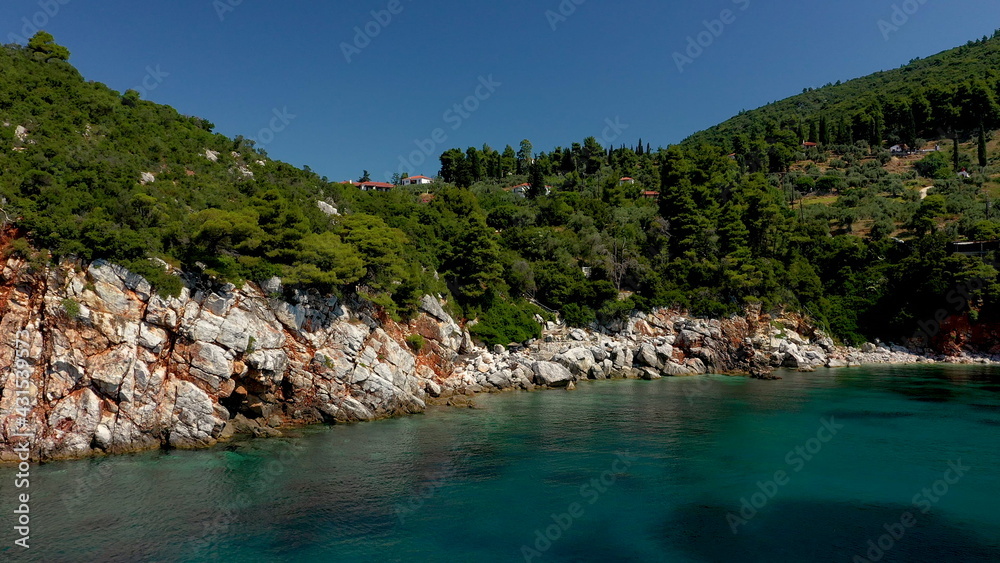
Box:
xmin=3 ymin=32 xmax=1000 ymax=347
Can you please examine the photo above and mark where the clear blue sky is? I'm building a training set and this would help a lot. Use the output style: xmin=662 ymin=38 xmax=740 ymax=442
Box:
xmin=4 ymin=0 xmax=1000 ymax=183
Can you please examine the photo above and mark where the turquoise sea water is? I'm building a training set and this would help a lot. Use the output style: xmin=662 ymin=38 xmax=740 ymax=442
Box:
xmin=2 ymin=365 xmax=1000 ymax=562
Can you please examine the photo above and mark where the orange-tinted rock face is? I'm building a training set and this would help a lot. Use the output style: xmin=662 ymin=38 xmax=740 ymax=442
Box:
xmin=0 ymin=256 xmax=472 ymax=462
xmin=1 ymin=252 xmax=939 ymax=462
xmin=926 ymin=313 xmax=1000 ymax=356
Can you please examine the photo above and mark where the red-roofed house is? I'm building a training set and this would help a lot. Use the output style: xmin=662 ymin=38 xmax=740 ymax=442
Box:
xmin=802 ymin=142 xmax=818 ymax=148
xmin=642 ymin=191 xmax=660 ymax=200
xmin=620 ymin=177 xmax=636 ymax=185
xmin=350 ymin=180 xmax=395 ymax=193
xmin=505 ymin=183 xmax=552 ymax=197
xmin=402 ymin=175 xmax=433 ymax=186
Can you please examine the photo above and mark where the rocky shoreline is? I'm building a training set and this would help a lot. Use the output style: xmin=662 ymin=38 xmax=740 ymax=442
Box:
xmin=0 ymin=258 xmax=995 ymax=463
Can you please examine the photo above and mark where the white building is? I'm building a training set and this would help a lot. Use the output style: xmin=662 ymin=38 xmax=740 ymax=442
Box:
xmin=402 ymin=175 xmax=433 ymax=186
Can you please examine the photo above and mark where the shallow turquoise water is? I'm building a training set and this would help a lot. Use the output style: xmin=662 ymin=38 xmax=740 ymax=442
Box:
xmin=2 ymin=365 xmax=1000 ymax=562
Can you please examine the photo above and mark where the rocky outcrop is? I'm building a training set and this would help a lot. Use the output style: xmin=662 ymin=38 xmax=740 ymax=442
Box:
xmin=0 ymin=256 xmax=480 ymax=461
xmin=0 ymin=255 xmax=989 ymax=462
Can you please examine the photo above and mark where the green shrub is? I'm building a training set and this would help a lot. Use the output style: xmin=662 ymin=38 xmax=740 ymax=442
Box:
xmin=562 ymin=303 xmax=596 ymax=328
xmin=597 ymin=298 xmax=636 ymax=325
xmin=406 ymin=333 xmax=426 ymax=352
xmin=469 ymin=299 xmax=541 ymax=347
xmin=61 ymin=298 xmax=80 ymax=319
xmin=124 ymin=259 xmax=184 ymax=298
xmin=5 ymin=238 xmax=32 ymax=258
xmin=914 ymin=151 xmax=951 ymax=179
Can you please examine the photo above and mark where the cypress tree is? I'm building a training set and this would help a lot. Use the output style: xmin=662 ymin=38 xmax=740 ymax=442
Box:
xmin=528 ymin=164 xmax=545 ymax=199
xmin=979 ymin=126 xmax=988 ymax=168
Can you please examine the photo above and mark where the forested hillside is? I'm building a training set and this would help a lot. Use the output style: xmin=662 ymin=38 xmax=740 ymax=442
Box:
xmin=0 ymin=33 xmax=452 ymax=322
xmin=4 ymin=32 xmax=1000 ymax=348
xmin=685 ymin=32 xmax=1000 ymax=153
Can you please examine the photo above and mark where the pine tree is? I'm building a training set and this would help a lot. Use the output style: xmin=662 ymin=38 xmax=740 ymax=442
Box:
xmin=27 ymin=31 xmax=70 ymax=62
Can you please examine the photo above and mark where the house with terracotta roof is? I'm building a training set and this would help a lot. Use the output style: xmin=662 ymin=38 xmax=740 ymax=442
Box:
xmin=619 ymin=177 xmax=636 ymax=185
xmin=641 ymin=191 xmax=660 ymax=200
xmin=802 ymin=141 xmax=818 ymax=148
xmin=505 ymin=183 xmax=552 ymax=197
xmin=350 ymin=180 xmax=395 ymax=193
xmin=402 ymin=175 xmax=433 ymax=186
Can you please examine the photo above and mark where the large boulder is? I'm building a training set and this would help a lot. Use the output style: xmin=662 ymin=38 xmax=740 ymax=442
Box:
xmin=636 ymin=343 xmax=661 ymax=369
xmin=531 ymin=361 xmax=575 ymax=387
xmin=554 ymin=347 xmax=596 ymax=377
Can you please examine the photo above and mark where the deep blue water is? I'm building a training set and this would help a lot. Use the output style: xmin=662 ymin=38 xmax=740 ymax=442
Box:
xmin=2 ymin=365 xmax=1000 ymax=562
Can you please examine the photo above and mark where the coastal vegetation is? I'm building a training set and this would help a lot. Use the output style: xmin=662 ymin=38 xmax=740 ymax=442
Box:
xmin=4 ymin=32 xmax=1000 ymax=346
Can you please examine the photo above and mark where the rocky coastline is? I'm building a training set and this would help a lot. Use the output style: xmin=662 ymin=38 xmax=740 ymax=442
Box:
xmin=0 ymin=257 xmax=995 ymax=462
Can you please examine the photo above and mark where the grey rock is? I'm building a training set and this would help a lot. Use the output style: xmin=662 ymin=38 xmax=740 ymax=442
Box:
xmin=531 ymin=361 xmax=575 ymax=387
xmin=637 ymin=343 xmax=661 ymax=369
xmin=487 ymin=370 xmax=512 ymax=389
xmin=94 ymin=423 xmax=113 ymax=450
xmin=419 ymin=295 xmax=451 ymax=322
xmin=247 ymin=350 xmax=289 ymax=376
xmin=661 ymin=362 xmax=693 ymax=376
xmin=138 ymin=324 xmax=167 ymax=353
xmin=591 ymin=346 xmax=609 ymax=363
xmin=169 ymin=380 xmax=225 ymax=448
xmin=425 ymin=380 xmax=442 ymax=397
xmin=190 ymin=342 xmax=232 ymax=379
xmin=317 ymin=201 xmax=339 ymax=216
xmin=89 ymin=345 xmax=135 ymax=400
xmin=554 ymin=347 xmax=595 ymax=376
xmin=783 ymin=352 xmax=806 ymax=368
